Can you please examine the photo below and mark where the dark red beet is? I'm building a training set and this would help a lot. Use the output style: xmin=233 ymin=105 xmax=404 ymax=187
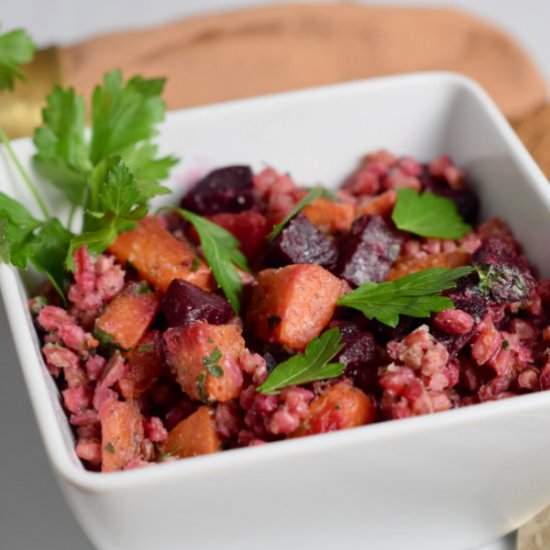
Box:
xmin=338 ymin=331 xmax=377 ymax=376
xmin=162 ymin=279 xmax=233 ymax=327
xmin=331 ymin=320 xmax=380 ymax=392
xmin=335 ymin=215 xmax=401 ymax=286
xmin=473 ymin=238 xmax=535 ymax=304
xmin=267 ymin=213 xmax=338 ymax=268
xmin=432 ymin=282 xmax=488 ymax=355
xmin=208 ymin=211 xmax=269 ymax=261
xmin=447 ymin=283 xmax=488 ymax=322
xmin=180 ymin=165 xmax=259 ymax=215
xmin=420 ymin=168 xmax=480 ymax=224
xmin=263 ymin=352 xmax=278 ymax=373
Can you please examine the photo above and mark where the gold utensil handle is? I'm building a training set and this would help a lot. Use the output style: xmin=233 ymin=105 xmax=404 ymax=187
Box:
xmin=0 ymin=47 xmax=62 ymax=138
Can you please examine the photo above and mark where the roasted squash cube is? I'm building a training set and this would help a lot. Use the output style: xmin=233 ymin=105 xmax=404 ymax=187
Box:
xmin=247 ymin=264 xmax=342 ymax=351
xmin=95 ymin=283 xmax=160 ymax=350
xmin=99 ymin=399 xmax=144 ymax=472
xmin=109 ymin=217 xmax=212 ymax=292
xmin=164 ymin=322 xmax=245 ymax=402
xmin=162 ymin=406 xmax=221 ymax=459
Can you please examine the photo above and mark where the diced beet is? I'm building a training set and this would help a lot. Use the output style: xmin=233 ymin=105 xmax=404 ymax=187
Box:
xmin=208 ymin=211 xmax=269 ymax=261
xmin=330 ymin=320 xmax=380 ymax=392
xmin=473 ymin=238 xmax=536 ymax=304
xmin=162 ymin=279 xmax=233 ymax=327
xmin=335 ymin=215 xmax=402 ymax=286
xmin=180 ymin=166 xmax=259 ymax=215
xmin=420 ymin=169 xmax=480 ymax=224
xmin=267 ymin=213 xmax=338 ymax=268
xmin=338 ymin=330 xmax=377 ymax=374
xmin=263 ymin=352 xmax=278 ymax=373
xmin=447 ymin=282 xmax=488 ymax=323
xmin=429 ymin=280 xmax=488 ymax=355
xmin=371 ymin=316 xmax=424 ymax=345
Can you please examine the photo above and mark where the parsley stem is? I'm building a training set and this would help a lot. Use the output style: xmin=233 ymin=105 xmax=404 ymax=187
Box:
xmin=67 ymin=204 xmax=77 ymax=231
xmin=0 ymin=127 xmax=50 ymax=219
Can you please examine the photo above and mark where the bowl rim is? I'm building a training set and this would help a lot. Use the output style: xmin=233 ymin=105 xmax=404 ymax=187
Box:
xmin=2 ymin=70 xmax=550 ymax=493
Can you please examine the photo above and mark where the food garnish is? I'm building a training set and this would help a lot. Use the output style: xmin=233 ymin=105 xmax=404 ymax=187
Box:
xmin=391 ymin=188 xmax=471 ymax=239
xmin=257 ymin=327 xmax=345 ymax=395
xmin=337 ymin=266 xmax=474 ymax=327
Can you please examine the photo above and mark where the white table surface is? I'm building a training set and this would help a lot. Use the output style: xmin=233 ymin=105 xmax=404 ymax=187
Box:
xmin=1 ymin=1 xmax=548 ymax=549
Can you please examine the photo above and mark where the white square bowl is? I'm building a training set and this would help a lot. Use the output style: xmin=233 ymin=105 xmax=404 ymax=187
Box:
xmin=2 ymin=72 xmax=550 ymax=550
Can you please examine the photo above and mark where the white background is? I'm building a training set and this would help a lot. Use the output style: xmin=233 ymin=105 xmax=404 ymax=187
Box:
xmin=1 ymin=1 xmax=548 ymax=549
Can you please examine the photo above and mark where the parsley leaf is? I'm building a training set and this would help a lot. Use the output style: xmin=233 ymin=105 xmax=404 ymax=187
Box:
xmin=267 ymin=187 xmax=330 ymax=242
xmin=32 ymin=69 xmax=176 ymax=214
xmin=29 ymin=218 xmax=72 ymax=297
xmin=33 ymin=86 xmax=89 ymax=205
xmin=90 ymin=70 xmax=166 ymax=164
xmin=337 ymin=266 xmax=474 ymax=328
xmin=0 ymin=29 xmax=35 ymax=90
xmin=0 ymin=192 xmax=40 ymax=268
xmin=124 ymin=143 xmax=178 ymax=191
xmin=65 ymin=158 xmax=149 ymax=269
xmin=391 ymin=188 xmax=471 ymax=239
xmin=171 ymin=208 xmax=249 ymax=314
xmin=1 ymin=58 xmax=176 ymax=299
xmin=257 ymin=327 xmax=345 ymax=395
xmin=100 ymin=160 xmax=141 ymax=216
xmin=0 ymin=192 xmax=72 ymax=296
xmin=201 ymin=347 xmax=224 ymax=378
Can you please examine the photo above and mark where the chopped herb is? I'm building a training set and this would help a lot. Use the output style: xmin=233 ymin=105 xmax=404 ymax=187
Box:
xmin=196 ymin=372 xmax=208 ymax=403
xmin=93 ymin=327 xmax=116 ymax=348
xmin=29 ymin=295 xmax=48 ymax=315
xmin=201 ymin=347 xmax=224 ymax=378
xmin=267 ymin=315 xmax=281 ymax=332
xmin=502 ymin=339 xmax=510 ymax=350
xmin=475 ymin=263 xmax=528 ymax=304
xmin=391 ymin=188 xmax=471 ymax=239
xmin=268 ymin=187 xmax=330 ymax=243
xmin=257 ymin=327 xmax=345 ymax=395
xmin=133 ymin=280 xmax=152 ymax=295
xmin=159 ymin=447 xmax=181 ymax=460
xmin=189 ymin=255 xmax=201 ymax=272
xmin=105 ymin=442 xmax=115 ymax=454
xmin=137 ymin=342 xmax=154 ymax=353
xmin=337 ymin=266 xmax=474 ymax=328
xmin=334 ymin=402 xmax=341 ymax=410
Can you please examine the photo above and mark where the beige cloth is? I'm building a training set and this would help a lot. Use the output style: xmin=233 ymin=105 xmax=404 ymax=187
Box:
xmin=61 ymin=3 xmax=547 ymax=120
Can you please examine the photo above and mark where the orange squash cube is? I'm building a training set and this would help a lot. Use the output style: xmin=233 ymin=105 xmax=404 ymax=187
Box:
xmin=95 ymin=283 xmax=160 ymax=350
xmin=302 ymin=197 xmax=356 ymax=233
xmin=109 ymin=217 xmax=212 ymax=292
xmin=164 ymin=322 xmax=245 ymax=402
xmin=247 ymin=264 xmax=342 ymax=351
xmin=99 ymin=399 xmax=144 ymax=472
xmin=292 ymin=382 xmax=375 ymax=437
xmin=163 ymin=406 xmax=221 ymax=459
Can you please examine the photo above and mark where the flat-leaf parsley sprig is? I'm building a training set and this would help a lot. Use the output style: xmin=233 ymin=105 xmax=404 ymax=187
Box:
xmin=0 ymin=28 xmax=34 ymax=91
xmin=267 ymin=186 xmax=333 ymax=242
xmin=337 ymin=266 xmax=474 ymax=328
xmin=391 ymin=188 xmax=471 ymax=239
xmin=162 ymin=207 xmax=249 ymax=314
xmin=0 ymin=34 xmax=178 ymax=297
xmin=257 ymin=327 xmax=345 ymax=395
